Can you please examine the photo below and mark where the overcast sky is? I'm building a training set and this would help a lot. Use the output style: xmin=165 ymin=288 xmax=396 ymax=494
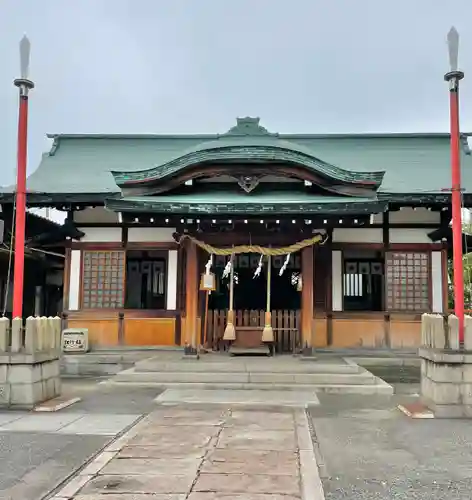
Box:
xmin=2 ymin=0 xmax=472 ymax=187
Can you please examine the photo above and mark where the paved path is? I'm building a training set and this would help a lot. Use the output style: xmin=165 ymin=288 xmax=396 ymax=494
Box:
xmin=0 ymin=412 xmax=141 ymax=435
xmin=52 ymin=405 xmax=323 ymax=499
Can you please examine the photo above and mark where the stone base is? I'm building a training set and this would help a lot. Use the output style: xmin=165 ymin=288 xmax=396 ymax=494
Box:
xmin=420 ymin=347 xmax=472 ymax=418
xmin=0 ymin=351 xmax=61 ymax=409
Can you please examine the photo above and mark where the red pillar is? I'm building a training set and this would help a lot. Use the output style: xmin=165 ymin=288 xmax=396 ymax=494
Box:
xmin=12 ymin=36 xmax=34 ymax=319
xmin=445 ymin=69 xmax=465 ymax=343
xmin=12 ymin=94 xmax=31 ymax=318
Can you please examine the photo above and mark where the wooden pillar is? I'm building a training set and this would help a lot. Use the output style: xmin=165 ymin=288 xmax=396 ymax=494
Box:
xmin=184 ymin=240 xmax=198 ymax=348
xmin=301 ymin=246 xmax=314 ymax=349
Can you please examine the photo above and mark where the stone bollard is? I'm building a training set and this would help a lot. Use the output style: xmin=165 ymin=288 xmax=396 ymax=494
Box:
xmin=24 ymin=316 xmax=38 ymax=354
xmin=53 ymin=317 xmax=61 ymax=351
xmin=448 ymin=315 xmax=460 ymax=350
xmin=47 ymin=317 xmax=56 ymax=350
xmin=11 ymin=317 xmax=22 ymax=352
xmin=465 ymin=315 xmax=472 ymax=351
xmin=421 ymin=313 xmax=429 ymax=347
xmin=39 ymin=317 xmax=48 ymax=351
xmin=0 ymin=317 xmax=8 ymax=352
xmin=429 ymin=314 xmax=445 ymax=349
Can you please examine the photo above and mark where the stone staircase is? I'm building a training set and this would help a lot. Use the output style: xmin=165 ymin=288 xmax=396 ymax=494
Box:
xmin=104 ymin=354 xmax=393 ymax=395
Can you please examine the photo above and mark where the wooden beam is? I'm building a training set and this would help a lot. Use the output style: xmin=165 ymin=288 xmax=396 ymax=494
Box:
xmin=301 ymin=246 xmax=314 ymax=349
xmin=184 ymin=239 xmax=198 ymax=347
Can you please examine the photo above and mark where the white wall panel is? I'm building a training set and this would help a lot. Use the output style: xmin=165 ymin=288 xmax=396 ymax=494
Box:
xmin=333 ymin=228 xmax=383 ymax=244
xmin=389 ymin=208 xmax=440 ymax=224
xmin=68 ymin=250 xmax=81 ymax=310
xmin=128 ymin=227 xmax=176 ymax=243
xmin=332 ymin=250 xmax=343 ymax=312
xmin=166 ymin=250 xmax=178 ymax=310
xmin=389 ymin=228 xmax=431 ymax=244
xmin=431 ymin=251 xmax=443 ymax=313
xmin=78 ymin=227 xmax=122 ymax=242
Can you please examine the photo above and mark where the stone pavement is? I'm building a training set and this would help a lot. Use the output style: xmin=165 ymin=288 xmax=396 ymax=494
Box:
xmin=52 ymin=405 xmax=323 ymax=499
xmin=0 ymin=412 xmax=141 ymax=434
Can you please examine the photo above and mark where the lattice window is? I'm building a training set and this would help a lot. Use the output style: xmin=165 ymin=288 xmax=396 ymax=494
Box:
xmin=385 ymin=252 xmax=430 ymax=311
xmin=81 ymin=251 xmax=125 ymax=309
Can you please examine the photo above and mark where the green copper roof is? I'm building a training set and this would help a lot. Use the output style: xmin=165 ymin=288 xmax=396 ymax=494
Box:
xmin=105 ymin=192 xmax=387 ymax=215
xmin=2 ymin=117 xmax=472 ymax=201
xmin=111 ymin=140 xmax=384 ymax=188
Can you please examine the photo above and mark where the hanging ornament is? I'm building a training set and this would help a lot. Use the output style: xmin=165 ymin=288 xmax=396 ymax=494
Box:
xmin=222 ymin=257 xmax=232 ymax=279
xmin=297 ymin=275 xmax=303 ymax=292
xmin=226 ymin=272 xmax=239 ymax=288
xmin=279 ymin=253 xmax=291 ymax=276
xmin=205 ymin=254 xmax=213 ymax=274
xmin=253 ymin=255 xmax=264 ymax=278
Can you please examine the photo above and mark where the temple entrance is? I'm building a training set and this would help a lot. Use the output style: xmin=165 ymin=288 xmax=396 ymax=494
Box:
xmin=206 ymin=253 xmax=301 ymax=352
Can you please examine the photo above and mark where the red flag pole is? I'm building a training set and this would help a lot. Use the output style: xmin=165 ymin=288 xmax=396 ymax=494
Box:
xmin=445 ymin=28 xmax=465 ymax=343
xmin=12 ymin=36 xmax=34 ymax=319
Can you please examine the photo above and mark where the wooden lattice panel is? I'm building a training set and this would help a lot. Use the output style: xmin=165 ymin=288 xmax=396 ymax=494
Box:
xmin=385 ymin=251 xmax=430 ymax=312
xmin=81 ymin=251 xmax=125 ymax=309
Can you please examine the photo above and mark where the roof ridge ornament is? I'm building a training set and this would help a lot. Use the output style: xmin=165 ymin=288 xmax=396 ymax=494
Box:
xmin=224 ymin=117 xmax=272 ymax=136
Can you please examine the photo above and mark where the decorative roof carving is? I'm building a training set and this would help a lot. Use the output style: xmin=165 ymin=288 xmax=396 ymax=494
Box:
xmin=224 ymin=117 xmax=272 ymax=136
xmin=236 ymin=175 xmax=262 ymax=193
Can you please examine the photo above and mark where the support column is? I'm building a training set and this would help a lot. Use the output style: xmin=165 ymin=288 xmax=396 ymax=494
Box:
xmin=184 ymin=240 xmax=198 ymax=353
xmin=301 ymin=246 xmax=314 ymax=353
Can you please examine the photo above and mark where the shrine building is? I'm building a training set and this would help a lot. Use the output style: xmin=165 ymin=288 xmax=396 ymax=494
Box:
xmin=1 ymin=117 xmax=471 ymax=352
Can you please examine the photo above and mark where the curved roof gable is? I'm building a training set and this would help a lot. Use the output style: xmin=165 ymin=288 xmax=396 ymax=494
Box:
xmin=111 ymin=118 xmax=385 ymax=192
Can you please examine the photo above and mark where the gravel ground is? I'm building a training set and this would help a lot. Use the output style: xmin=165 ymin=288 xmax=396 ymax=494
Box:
xmin=310 ymin=388 xmax=472 ymax=500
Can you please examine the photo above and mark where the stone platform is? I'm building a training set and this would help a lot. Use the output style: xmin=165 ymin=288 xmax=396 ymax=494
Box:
xmin=52 ymin=405 xmax=324 ymax=499
xmin=104 ymin=352 xmax=393 ymax=395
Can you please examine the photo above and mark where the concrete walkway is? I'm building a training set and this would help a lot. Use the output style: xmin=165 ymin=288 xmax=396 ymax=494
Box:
xmin=52 ymin=405 xmax=324 ymax=499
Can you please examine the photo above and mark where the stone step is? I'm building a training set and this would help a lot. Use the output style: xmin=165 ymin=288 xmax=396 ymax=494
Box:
xmin=103 ymin=379 xmax=393 ymax=395
xmin=111 ymin=368 xmax=377 ymax=385
xmin=134 ymin=359 xmax=362 ymax=374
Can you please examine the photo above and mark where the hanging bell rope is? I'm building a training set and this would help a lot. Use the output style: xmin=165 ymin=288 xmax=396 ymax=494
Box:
xmin=176 ymin=233 xmax=326 ymax=256
xmin=262 ymin=254 xmax=274 ymax=343
xmin=223 ymin=251 xmax=236 ymax=341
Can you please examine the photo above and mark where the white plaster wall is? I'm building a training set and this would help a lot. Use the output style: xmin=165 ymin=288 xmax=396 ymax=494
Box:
xmin=389 ymin=228 xmax=431 ymax=244
xmin=68 ymin=250 xmax=81 ymax=310
xmin=333 ymin=228 xmax=383 ymax=243
xmin=77 ymin=227 xmax=122 ymax=242
xmin=431 ymin=251 xmax=443 ymax=313
xmin=332 ymin=250 xmax=343 ymax=312
xmin=166 ymin=250 xmax=178 ymax=310
xmin=128 ymin=227 xmax=176 ymax=243
xmin=74 ymin=207 xmax=119 ymax=224
xmin=389 ymin=208 xmax=440 ymax=224
xmin=371 ymin=213 xmax=383 ymax=224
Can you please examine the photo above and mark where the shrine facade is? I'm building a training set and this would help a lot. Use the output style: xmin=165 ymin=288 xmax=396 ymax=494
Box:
xmin=2 ymin=117 xmax=472 ymax=351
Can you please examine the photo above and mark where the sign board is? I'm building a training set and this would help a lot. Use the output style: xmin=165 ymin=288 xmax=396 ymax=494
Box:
xmin=200 ymin=272 xmax=216 ymax=291
xmin=62 ymin=328 xmax=89 ymax=353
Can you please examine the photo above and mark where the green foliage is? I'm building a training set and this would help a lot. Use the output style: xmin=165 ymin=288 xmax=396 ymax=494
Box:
xmin=448 ymin=254 xmax=472 ymax=309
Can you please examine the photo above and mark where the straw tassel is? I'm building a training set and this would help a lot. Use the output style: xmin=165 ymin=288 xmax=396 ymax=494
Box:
xmin=223 ymin=252 xmax=236 ymax=341
xmin=262 ymin=255 xmax=274 ymax=343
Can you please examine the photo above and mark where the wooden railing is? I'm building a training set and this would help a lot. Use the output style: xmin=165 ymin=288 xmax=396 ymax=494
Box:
xmin=206 ymin=309 xmax=300 ymax=353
